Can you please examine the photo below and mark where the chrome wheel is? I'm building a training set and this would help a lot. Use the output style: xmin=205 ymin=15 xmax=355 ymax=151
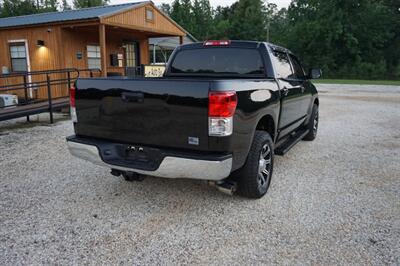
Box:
xmin=313 ymin=110 xmax=319 ymax=135
xmin=258 ymin=143 xmax=272 ymax=188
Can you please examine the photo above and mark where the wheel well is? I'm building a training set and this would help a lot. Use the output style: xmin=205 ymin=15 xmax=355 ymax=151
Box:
xmin=256 ymin=115 xmax=275 ymax=140
xmin=314 ymin=98 xmax=319 ymax=106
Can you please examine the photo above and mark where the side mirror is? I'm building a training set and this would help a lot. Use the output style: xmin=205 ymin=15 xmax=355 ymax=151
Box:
xmin=308 ymin=68 xmax=322 ymax=79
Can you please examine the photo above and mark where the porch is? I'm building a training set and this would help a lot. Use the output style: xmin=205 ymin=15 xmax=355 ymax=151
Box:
xmin=0 ymin=2 xmax=188 ymax=123
xmin=61 ymin=23 xmax=184 ymax=77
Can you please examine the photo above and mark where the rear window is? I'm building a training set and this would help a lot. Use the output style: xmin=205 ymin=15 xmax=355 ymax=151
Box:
xmin=169 ymin=48 xmax=265 ymax=76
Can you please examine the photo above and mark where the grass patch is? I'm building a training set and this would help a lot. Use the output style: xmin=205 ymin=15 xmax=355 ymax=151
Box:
xmin=314 ymin=79 xmax=400 ymax=86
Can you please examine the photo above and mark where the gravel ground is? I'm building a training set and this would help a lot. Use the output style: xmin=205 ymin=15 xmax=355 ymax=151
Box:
xmin=0 ymin=84 xmax=399 ymax=265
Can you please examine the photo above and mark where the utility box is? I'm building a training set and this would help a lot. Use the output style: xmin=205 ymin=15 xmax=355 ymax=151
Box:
xmin=0 ymin=94 xmax=18 ymax=108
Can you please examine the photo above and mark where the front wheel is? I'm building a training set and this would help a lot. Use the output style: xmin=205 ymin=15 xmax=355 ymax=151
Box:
xmin=303 ymin=103 xmax=319 ymax=141
xmin=235 ymin=131 xmax=274 ymax=199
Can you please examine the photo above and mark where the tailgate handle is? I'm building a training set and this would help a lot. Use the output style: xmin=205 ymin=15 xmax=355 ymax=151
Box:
xmin=121 ymin=92 xmax=144 ymax=103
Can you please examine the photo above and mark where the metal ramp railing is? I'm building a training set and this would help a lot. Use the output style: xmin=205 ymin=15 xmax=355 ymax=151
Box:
xmin=0 ymin=68 xmax=101 ymax=124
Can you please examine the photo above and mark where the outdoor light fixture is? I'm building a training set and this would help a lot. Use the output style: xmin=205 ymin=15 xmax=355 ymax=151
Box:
xmin=37 ymin=40 xmax=45 ymax=47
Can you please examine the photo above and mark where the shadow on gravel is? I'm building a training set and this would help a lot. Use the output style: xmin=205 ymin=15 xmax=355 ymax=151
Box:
xmin=0 ymin=113 xmax=70 ymax=133
xmin=102 ymin=174 xmax=248 ymax=204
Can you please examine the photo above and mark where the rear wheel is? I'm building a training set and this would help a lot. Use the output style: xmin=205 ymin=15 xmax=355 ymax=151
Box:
xmin=235 ymin=131 xmax=274 ymax=199
xmin=303 ymin=103 xmax=319 ymax=141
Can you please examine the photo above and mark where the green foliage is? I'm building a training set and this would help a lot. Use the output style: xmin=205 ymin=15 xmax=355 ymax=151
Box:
xmin=73 ymin=0 xmax=109 ymax=9
xmin=61 ymin=0 xmax=71 ymax=10
xmin=0 ymin=0 xmax=398 ymax=80
xmin=0 ymin=0 xmax=69 ymax=16
xmin=170 ymin=0 xmax=194 ymax=34
xmin=280 ymin=0 xmax=399 ymax=79
xmin=229 ymin=0 xmax=267 ymax=40
xmin=38 ymin=0 xmax=59 ymax=12
xmin=1 ymin=0 xmax=37 ymax=17
xmin=166 ymin=0 xmax=399 ymax=80
xmin=159 ymin=3 xmax=171 ymax=15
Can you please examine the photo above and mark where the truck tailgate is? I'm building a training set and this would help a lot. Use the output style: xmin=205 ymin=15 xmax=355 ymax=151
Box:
xmin=74 ymin=78 xmax=210 ymax=150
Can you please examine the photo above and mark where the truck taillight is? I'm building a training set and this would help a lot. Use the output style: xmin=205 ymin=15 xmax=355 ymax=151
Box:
xmin=70 ymin=85 xmax=77 ymax=122
xmin=203 ymin=40 xmax=231 ymax=46
xmin=208 ymin=91 xmax=237 ymax=136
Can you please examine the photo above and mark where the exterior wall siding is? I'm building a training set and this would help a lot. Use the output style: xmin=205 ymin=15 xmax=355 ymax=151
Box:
xmin=102 ymin=5 xmax=185 ymax=37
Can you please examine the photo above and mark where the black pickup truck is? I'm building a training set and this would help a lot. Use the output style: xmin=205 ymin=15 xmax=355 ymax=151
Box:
xmin=67 ymin=40 xmax=321 ymax=198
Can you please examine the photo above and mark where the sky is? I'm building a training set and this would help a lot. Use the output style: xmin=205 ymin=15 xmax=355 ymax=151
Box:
xmin=106 ymin=0 xmax=292 ymax=9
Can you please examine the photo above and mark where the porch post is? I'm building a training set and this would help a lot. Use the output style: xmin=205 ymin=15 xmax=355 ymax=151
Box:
xmin=179 ymin=35 xmax=184 ymax=45
xmin=99 ymin=24 xmax=107 ymax=77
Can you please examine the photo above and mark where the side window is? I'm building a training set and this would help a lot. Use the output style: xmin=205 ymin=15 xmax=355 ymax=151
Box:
xmin=289 ymin=54 xmax=305 ymax=79
xmin=271 ymin=51 xmax=293 ymax=79
xmin=9 ymin=43 xmax=28 ymax=72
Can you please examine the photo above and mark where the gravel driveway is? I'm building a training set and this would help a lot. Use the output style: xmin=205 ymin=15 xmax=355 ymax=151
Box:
xmin=0 ymin=84 xmax=399 ymax=265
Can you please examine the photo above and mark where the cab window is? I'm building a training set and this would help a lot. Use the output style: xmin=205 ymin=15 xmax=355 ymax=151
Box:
xmin=271 ymin=51 xmax=293 ymax=79
xmin=289 ymin=54 xmax=305 ymax=79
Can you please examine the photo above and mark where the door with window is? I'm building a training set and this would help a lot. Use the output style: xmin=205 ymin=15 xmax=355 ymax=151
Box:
xmin=288 ymin=54 xmax=312 ymax=118
xmin=271 ymin=50 xmax=306 ymax=138
xmin=124 ymin=42 xmax=139 ymax=76
xmin=9 ymin=42 xmax=28 ymax=72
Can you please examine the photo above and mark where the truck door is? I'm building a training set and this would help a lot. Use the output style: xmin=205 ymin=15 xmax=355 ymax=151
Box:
xmin=271 ymin=50 xmax=306 ymax=138
xmin=288 ymin=54 xmax=312 ymax=118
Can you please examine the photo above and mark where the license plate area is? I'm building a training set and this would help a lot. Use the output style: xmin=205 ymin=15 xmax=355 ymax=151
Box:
xmin=100 ymin=143 xmax=164 ymax=171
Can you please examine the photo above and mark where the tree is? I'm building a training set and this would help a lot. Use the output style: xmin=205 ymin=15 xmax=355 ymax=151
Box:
xmin=1 ymin=0 xmax=38 ymax=17
xmin=73 ymin=0 xmax=109 ymax=9
xmin=38 ymin=0 xmax=59 ymax=12
xmin=170 ymin=0 xmax=194 ymax=35
xmin=61 ymin=0 xmax=71 ymax=10
xmin=281 ymin=0 xmax=398 ymax=79
xmin=229 ymin=0 xmax=267 ymax=41
xmin=159 ymin=3 xmax=171 ymax=15
xmin=191 ymin=0 xmax=212 ymax=40
xmin=382 ymin=0 xmax=400 ymax=78
xmin=210 ymin=4 xmax=235 ymax=39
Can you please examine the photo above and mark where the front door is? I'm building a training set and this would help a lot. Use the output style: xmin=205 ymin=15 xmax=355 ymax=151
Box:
xmin=288 ymin=54 xmax=312 ymax=119
xmin=271 ymin=50 xmax=307 ymax=139
xmin=124 ymin=42 xmax=139 ymax=74
xmin=124 ymin=42 xmax=139 ymax=77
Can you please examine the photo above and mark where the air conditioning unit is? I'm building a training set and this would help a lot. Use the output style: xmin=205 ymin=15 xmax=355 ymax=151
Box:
xmin=0 ymin=94 xmax=18 ymax=108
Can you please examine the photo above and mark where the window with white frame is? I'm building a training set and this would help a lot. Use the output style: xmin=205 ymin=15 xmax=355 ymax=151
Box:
xmin=87 ymin=45 xmax=101 ymax=69
xmin=9 ymin=43 xmax=28 ymax=72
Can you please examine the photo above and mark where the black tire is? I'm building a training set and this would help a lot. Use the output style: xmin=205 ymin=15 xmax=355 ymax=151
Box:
xmin=235 ymin=131 xmax=274 ymax=199
xmin=303 ymin=104 xmax=319 ymax=141
xmin=122 ymin=171 xmax=145 ymax=182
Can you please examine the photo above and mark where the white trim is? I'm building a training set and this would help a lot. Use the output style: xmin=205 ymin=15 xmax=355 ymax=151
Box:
xmin=7 ymin=39 xmax=31 ymax=72
xmin=7 ymin=39 xmax=33 ymax=97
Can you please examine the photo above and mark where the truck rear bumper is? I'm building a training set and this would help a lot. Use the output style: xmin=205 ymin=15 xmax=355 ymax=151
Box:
xmin=67 ymin=137 xmax=232 ymax=181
